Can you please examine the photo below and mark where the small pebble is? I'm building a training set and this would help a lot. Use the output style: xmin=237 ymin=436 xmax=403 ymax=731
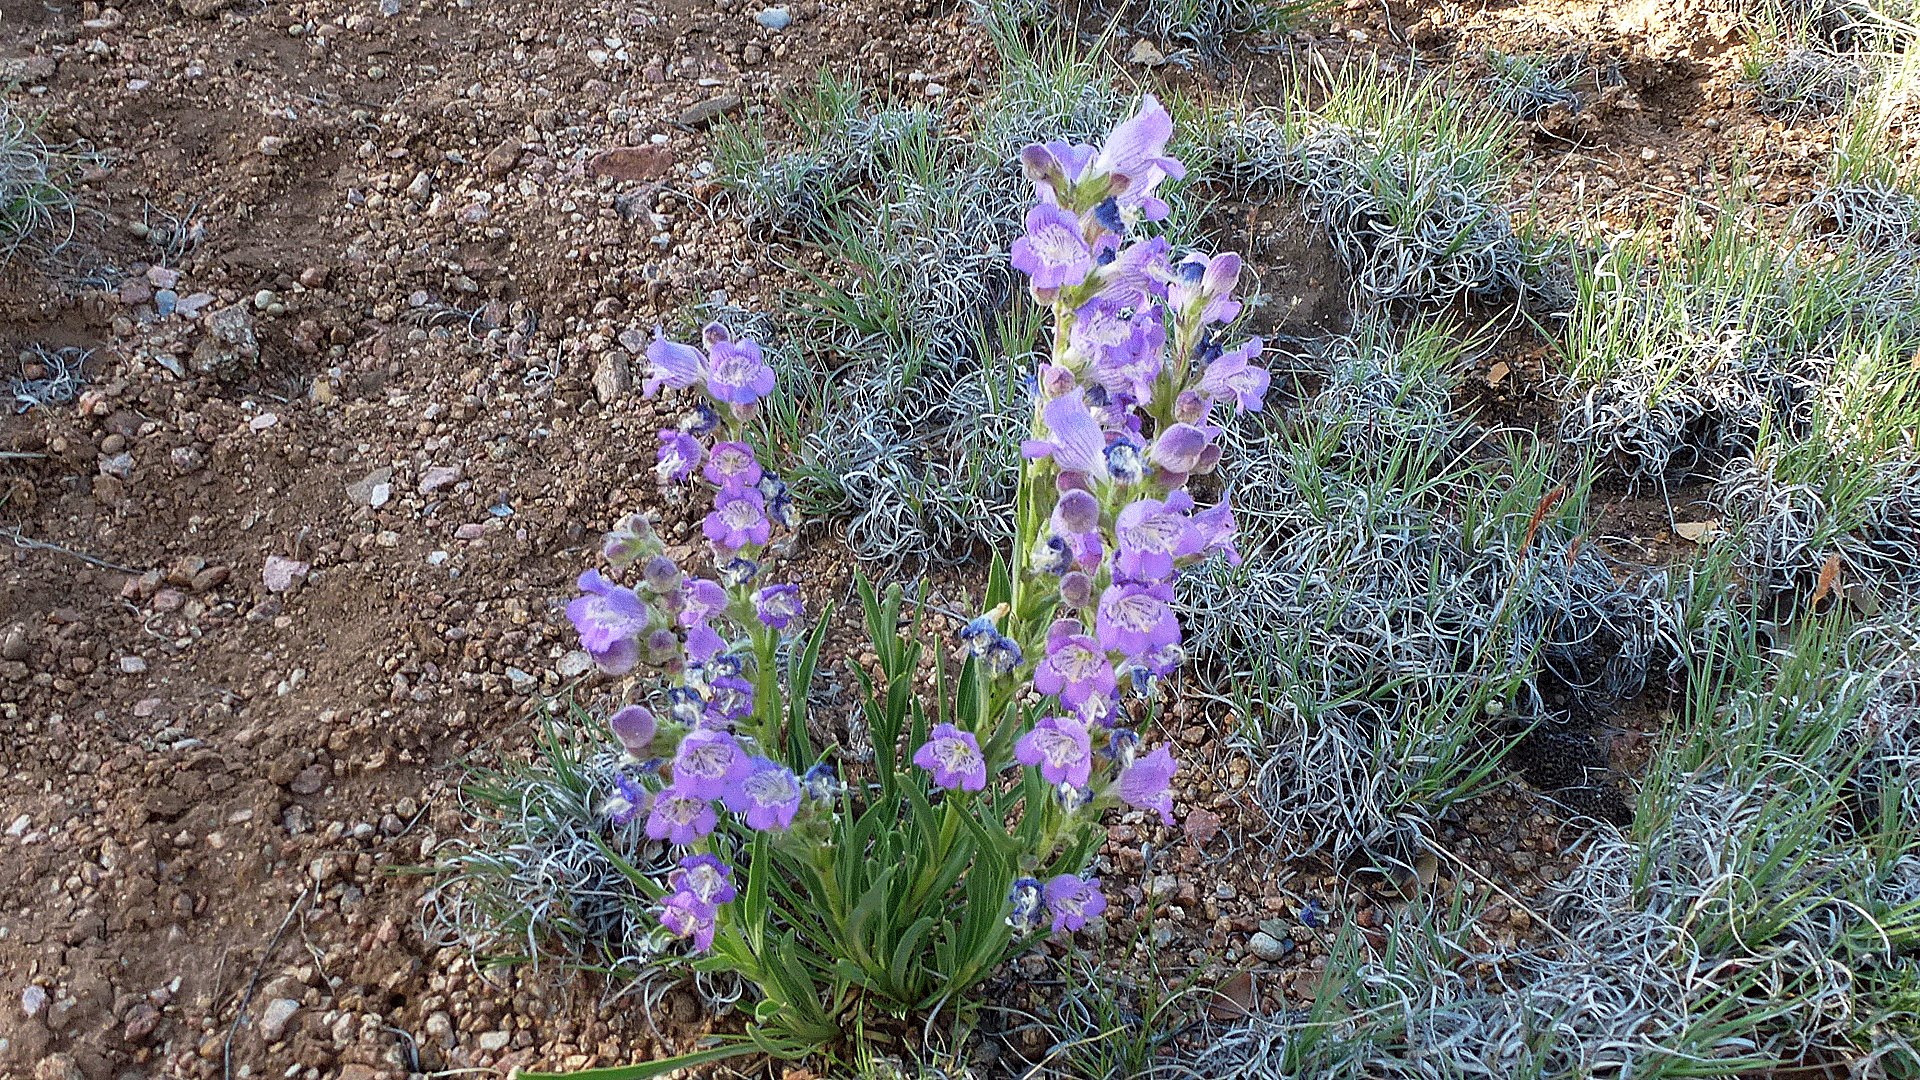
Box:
xmin=754 ymin=6 xmax=790 ymax=27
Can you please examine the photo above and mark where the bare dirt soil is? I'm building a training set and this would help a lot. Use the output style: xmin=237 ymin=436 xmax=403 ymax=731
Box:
xmin=0 ymin=0 xmax=1825 ymax=1075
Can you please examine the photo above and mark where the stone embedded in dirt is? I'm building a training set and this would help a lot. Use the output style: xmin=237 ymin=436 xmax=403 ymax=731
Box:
xmin=21 ymin=983 xmax=46 ymax=1017
xmin=151 ymin=588 xmax=186 ymax=613
xmin=1248 ymin=931 xmax=1294 ymax=961
xmin=2 ymin=627 xmax=27 ymax=661
xmin=678 ymin=94 xmax=742 ymax=128
xmin=505 ymin=667 xmax=535 ymax=692
xmin=262 ymin=556 xmax=311 ymax=593
xmin=119 ymin=279 xmax=152 ymax=305
xmin=454 ymin=522 xmax=487 ymax=540
xmin=122 ymin=1003 xmax=161 ymax=1044
xmin=482 ymin=138 xmax=524 ymax=178
xmin=180 ymin=0 xmax=233 ymax=15
xmin=177 ymin=291 xmax=216 ymax=318
xmin=133 ymin=698 xmax=162 ymax=718
xmin=587 ymin=146 xmax=675 ymax=182
xmin=118 ymin=656 xmax=147 ymax=674
xmin=0 ymin=56 xmax=56 ymax=84
xmin=32 ymin=1052 xmax=84 ymax=1080
xmin=593 ymin=351 xmax=632 ymax=403
xmin=618 ymin=327 xmax=648 ymax=354
xmin=145 ymin=266 xmax=180 ymax=289
xmin=248 ymin=412 xmax=279 ymax=432
xmin=6 ymin=814 xmax=29 ymax=837
xmin=1128 ymin=39 xmax=1165 ymax=66
xmin=418 ymin=464 xmax=461 ymax=494
xmin=167 ymin=555 xmax=207 ymax=587
xmin=257 ymin=998 xmax=301 ymax=1043
xmin=192 ymin=303 xmax=261 ymax=381
xmin=170 ymin=446 xmax=204 ymax=472
xmin=288 ymin=764 xmax=327 ymax=795
xmin=1183 ymin=806 xmax=1222 ymax=847
xmin=755 ymin=6 xmax=791 ymax=28
xmin=556 ymin=651 xmax=593 ymax=678
xmin=346 ymin=467 xmax=393 ymax=508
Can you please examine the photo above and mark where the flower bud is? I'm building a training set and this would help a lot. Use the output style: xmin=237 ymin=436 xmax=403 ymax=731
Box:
xmin=1054 ymin=489 xmax=1101 ymax=534
xmin=1059 ymin=571 xmax=1094 ymax=608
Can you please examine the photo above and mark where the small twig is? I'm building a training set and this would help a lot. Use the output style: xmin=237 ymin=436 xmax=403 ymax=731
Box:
xmin=2 ymin=527 xmax=139 ymax=573
xmin=224 ymin=887 xmax=312 ymax=1080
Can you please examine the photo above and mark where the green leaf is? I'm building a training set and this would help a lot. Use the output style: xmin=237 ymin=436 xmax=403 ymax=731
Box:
xmin=512 ymin=1038 xmax=760 ymax=1080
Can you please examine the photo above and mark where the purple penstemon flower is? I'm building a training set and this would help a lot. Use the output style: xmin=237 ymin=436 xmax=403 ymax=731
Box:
xmin=1148 ymin=423 xmax=1212 ymax=478
xmin=642 ymin=555 xmax=684 ymax=596
xmin=1093 ymin=236 xmax=1172 ymax=308
xmin=754 ymin=583 xmax=803 ymax=629
xmin=646 ymin=783 xmax=718 ymax=845
xmin=1011 ymin=203 xmax=1094 ymax=294
xmin=1043 ymin=874 xmax=1107 ymax=934
xmin=1190 ymin=501 xmax=1242 ymax=566
xmin=1015 ymin=714 xmax=1094 ymax=788
xmin=606 ymin=771 xmax=648 ymax=826
xmin=609 ymin=705 xmax=657 ymax=759
xmin=1088 ymin=321 xmax=1165 ymax=405
xmin=673 ymin=728 xmax=750 ymax=800
xmin=723 ymin=756 xmax=804 ymax=830
xmin=704 ymin=487 xmax=771 ymax=550
xmin=669 ymin=853 xmax=738 ymax=908
xmin=703 ymin=326 xmax=777 ymax=405
xmin=643 ymin=329 xmax=706 ymax=398
xmin=718 ymin=557 xmax=759 ymax=587
xmin=1096 ymin=581 xmax=1181 ymax=657
xmin=703 ymin=441 xmax=763 ymax=490
xmin=1115 ymin=744 xmax=1178 ymax=826
xmin=1032 ymin=620 xmax=1116 ymax=708
xmin=1021 ymin=389 xmax=1109 ymax=485
xmin=1169 ymin=252 xmax=1244 ymax=326
xmin=1022 ymin=140 xmax=1097 ymax=207
xmin=603 ymin=512 xmax=662 ymax=566
xmin=656 ymin=430 xmax=703 ymax=484
xmin=1198 ymin=337 xmax=1270 ymax=413
xmin=704 ymin=675 xmax=753 ymax=726
xmin=912 ymin=723 xmax=988 ymax=791
xmin=660 ymin=891 xmax=718 ymax=951
xmin=567 ymin=570 xmax=651 ymax=674
xmin=1114 ymin=491 xmax=1201 ymax=581
xmin=1007 ymin=877 xmax=1045 ymax=934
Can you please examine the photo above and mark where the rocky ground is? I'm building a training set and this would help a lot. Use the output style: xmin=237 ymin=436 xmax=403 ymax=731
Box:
xmin=0 ymin=0 xmax=1853 ymax=1074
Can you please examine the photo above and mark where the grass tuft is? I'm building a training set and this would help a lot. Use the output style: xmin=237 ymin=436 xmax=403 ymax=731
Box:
xmin=0 ymin=104 xmax=82 ymax=264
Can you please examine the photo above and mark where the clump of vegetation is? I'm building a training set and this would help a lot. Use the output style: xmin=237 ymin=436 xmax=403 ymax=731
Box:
xmin=0 ymin=105 xmax=81 ymax=264
xmin=1481 ymin=49 xmax=1585 ymax=120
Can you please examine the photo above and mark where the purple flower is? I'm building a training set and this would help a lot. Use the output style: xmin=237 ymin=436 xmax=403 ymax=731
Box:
xmin=1094 ymin=236 xmax=1172 ymax=308
xmin=567 ymin=570 xmax=652 ymax=675
xmin=656 ymin=430 xmax=704 ymax=484
xmin=1022 ymin=140 xmax=1097 ymax=206
xmin=1190 ymin=501 xmax=1241 ymax=566
xmin=913 ymin=723 xmax=988 ymax=791
xmin=1033 ymin=621 xmax=1116 ymax=708
xmin=981 ymin=634 xmax=1024 ymax=678
xmin=1043 ymin=874 xmax=1107 ymax=934
xmin=1011 ymin=203 xmax=1094 ymax=294
xmin=1096 ymin=581 xmax=1181 ymax=657
xmin=643 ymin=329 xmax=707 ymax=398
xmin=1015 ymin=714 xmax=1093 ymax=788
xmin=1148 ymin=423 xmax=1211 ymax=477
xmin=1116 ymin=744 xmax=1178 ymax=825
xmin=606 ymin=772 xmax=648 ymax=825
xmin=1199 ymin=338 xmax=1270 ymax=413
xmin=1114 ymin=492 xmax=1200 ymax=581
xmin=1021 ymin=389 xmax=1108 ymax=483
xmin=723 ymin=756 xmax=803 ymax=830
xmin=703 ymin=441 xmax=763 ymax=489
xmin=1170 ymin=252 xmax=1244 ymax=326
xmin=719 ymin=557 xmax=759 ymax=587
xmin=646 ymin=784 xmax=717 ymax=845
xmin=704 ymin=487 xmax=771 ymax=550
xmin=660 ymin=891 xmax=717 ymax=950
xmin=1092 ymin=96 xmax=1185 ymax=223
xmin=704 ymin=675 xmax=753 ymax=726
xmin=754 ymin=583 xmax=804 ymax=629
xmin=703 ymin=326 xmax=777 ymax=405
xmin=673 ymin=729 xmax=749 ymax=799
xmin=669 ymin=854 xmax=738 ymax=907
xmin=1007 ymin=877 xmax=1045 ymax=934
xmin=609 ymin=705 xmax=657 ymax=759
xmin=1059 ymin=570 xmax=1095 ymax=608
xmin=682 ymin=578 xmax=728 ymax=623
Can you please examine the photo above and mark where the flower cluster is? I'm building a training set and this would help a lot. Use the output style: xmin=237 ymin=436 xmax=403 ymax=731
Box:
xmin=566 ymin=323 xmax=819 ymax=951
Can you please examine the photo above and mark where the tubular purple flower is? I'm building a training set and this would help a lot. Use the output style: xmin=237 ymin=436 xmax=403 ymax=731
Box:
xmin=642 ymin=555 xmax=684 ymax=596
xmin=659 ymin=892 xmax=717 ymax=951
xmin=606 ymin=772 xmax=649 ymax=825
xmin=1116 ymin=745 xmax=1178 ymax=825
xmin=1191 ymin=501 xmax=1241 ymax=566
xmin=704 ymin=675 xmax=753 ymax=726
xmin=1042 ymin=874 xmax=1107 ymax=934
xmin=1148 ymin=423 xmax=1211 ymax=476
xmin=646 ymin=784 xmax=718 ymax=845
xmin=568 ymin=570 xmax=651 ymax=674
xmin=682 ymin=578 xmax=728 ymax=625
xmin=673 ymin=728 xmax=749 ymax=800
xmin=1170 ymin=252 xmax=1244 ymax=326
xmin=1059 ymin=570 xmax=1095 ymax=608
xmin=705 ymin=334 xmax=777 ymax=405
xmin=723 ymin=757 xmax=804 ymax=830
xmin=1032 ymin=620 xmax=1117 ymax=708
xmin=1198 ymin=337 xmax=1270 ymax=413
xmin=704 ymin=487 xmax=771 ymax=550
xmin=643 ymin=329 xmax=706 ymax=398
xmin=703 ymin=441 xmax=763 ymax=490
xmin=1091 ymin=95 xmax=1182 ymax=192
xmin=912 ymin=723 xmax=988 ymax=791
xmin=1096 ymin=581 xmax=1181 ymax=657
xmin=1020 ymin=143 xmax=1067 ymax=196
xmin=754 ymin=583 xmax=804 ymax=629
xmin=1093 ymin=236 xmax=1171 ymax=308
xmin=1053 ymin=489 xmax=1102 ymax=534
xmin=1021 ymin=389 xmax=1108 ymax=483
xmin=1010 ymin=203 xmax=1093 ymax=293
xmin=1114 ymin=491 xmax=1201 ymax=581
xmin=609 ymin=705 xmax=657 ymax=759
xmin=669 ymin=854 xmax=738 ymax=907
xmin=1008 ymin=877 xmax=1045 ymax=934
xmin=1015 ymin=714 xmax=1094 ymax=788
xmin=656 ymin=430 xmax=703 ymax=484
xmin=719 ymin=557 xmax=759 ymax=587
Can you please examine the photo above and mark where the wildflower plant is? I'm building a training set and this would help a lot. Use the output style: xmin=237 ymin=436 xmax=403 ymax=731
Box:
xmin=525 ymin=96 xmax=1268 ymax=1077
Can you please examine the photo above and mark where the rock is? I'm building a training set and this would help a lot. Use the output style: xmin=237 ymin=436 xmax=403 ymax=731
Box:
xmin=425 ymin=1010 xmax=454 ymax=1048
xmin=504 ymin=667 xmax=535 ymax=692
xmin=405 ymin=170 xmax=432 ymax=202
xmin=145 ymin=266 xmax=180 ymax=290
xmin=22 ymin=983 xmax=47 ymax=1017
xmin=0 ymin=56 xmax=56 ymax=84
xmin=482 ymin=138 xmax=523 ymax=178
xmin=618 ymin=327 xmax=648 ymax=354
xmin=261 ymin=556 xmax=310 ymax=593
xmin=587 ymin=146 xmax=675 ymax=181
xmin=154 ymin=289 xmax=177 ymax=317
xmin=118 ymin=656 xmax=147 ymax=674
xmin=256 ymin=135 xmax=287 ymax=156
xmin=1248 ymin=931 xmax=1293 ymax=961
xmin=119 ymin=280 xmax=152 ymax=305
xmin=288 ymin=764 xmax=327 ymax=795
xmin=190 ymin=565 xmax=230 ymax=592
xmin=167 ymin=555 xmax=208 ymax=587
xmin=248 ymin=412 xmax=278 ymax=431
xmin=170 ymin=446 xmax=204 ymax=472
xmin=122 ymin=1003 xmax=161 ymax=1044
xmin=346 ymin=467 xmax=394 ymax=508
xmin=475 ymin=1030 xmax=511 ymax=1052
xmin=1182 ymin=807 xmax=1222 ymax=847
xmin=556 ymin=651 xmax=593 ymax=677
xmin=2 ymin=627 xmax=28 ymax=661
xmin=180 ymin=0 xmax=233 ymax=16
xmin=1128 ymin=38 xmax=1165 ymax=65
xmin=755 ymin=6 xmax=791 ymax=28
xmin=593 ymin=351 xmax=631 ymax=403
xmin=33 ymin=1053 xmax=84 ymax=1080
xmin=257 ymin=998 xmax=300 ymax=1043
xmin=191 ymin=303 xmax=260 ymax=381
xmin=677 ymin=94 xmax=741 ymax=128
xmin=418 ymin=465 xmax=461 ymax=494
